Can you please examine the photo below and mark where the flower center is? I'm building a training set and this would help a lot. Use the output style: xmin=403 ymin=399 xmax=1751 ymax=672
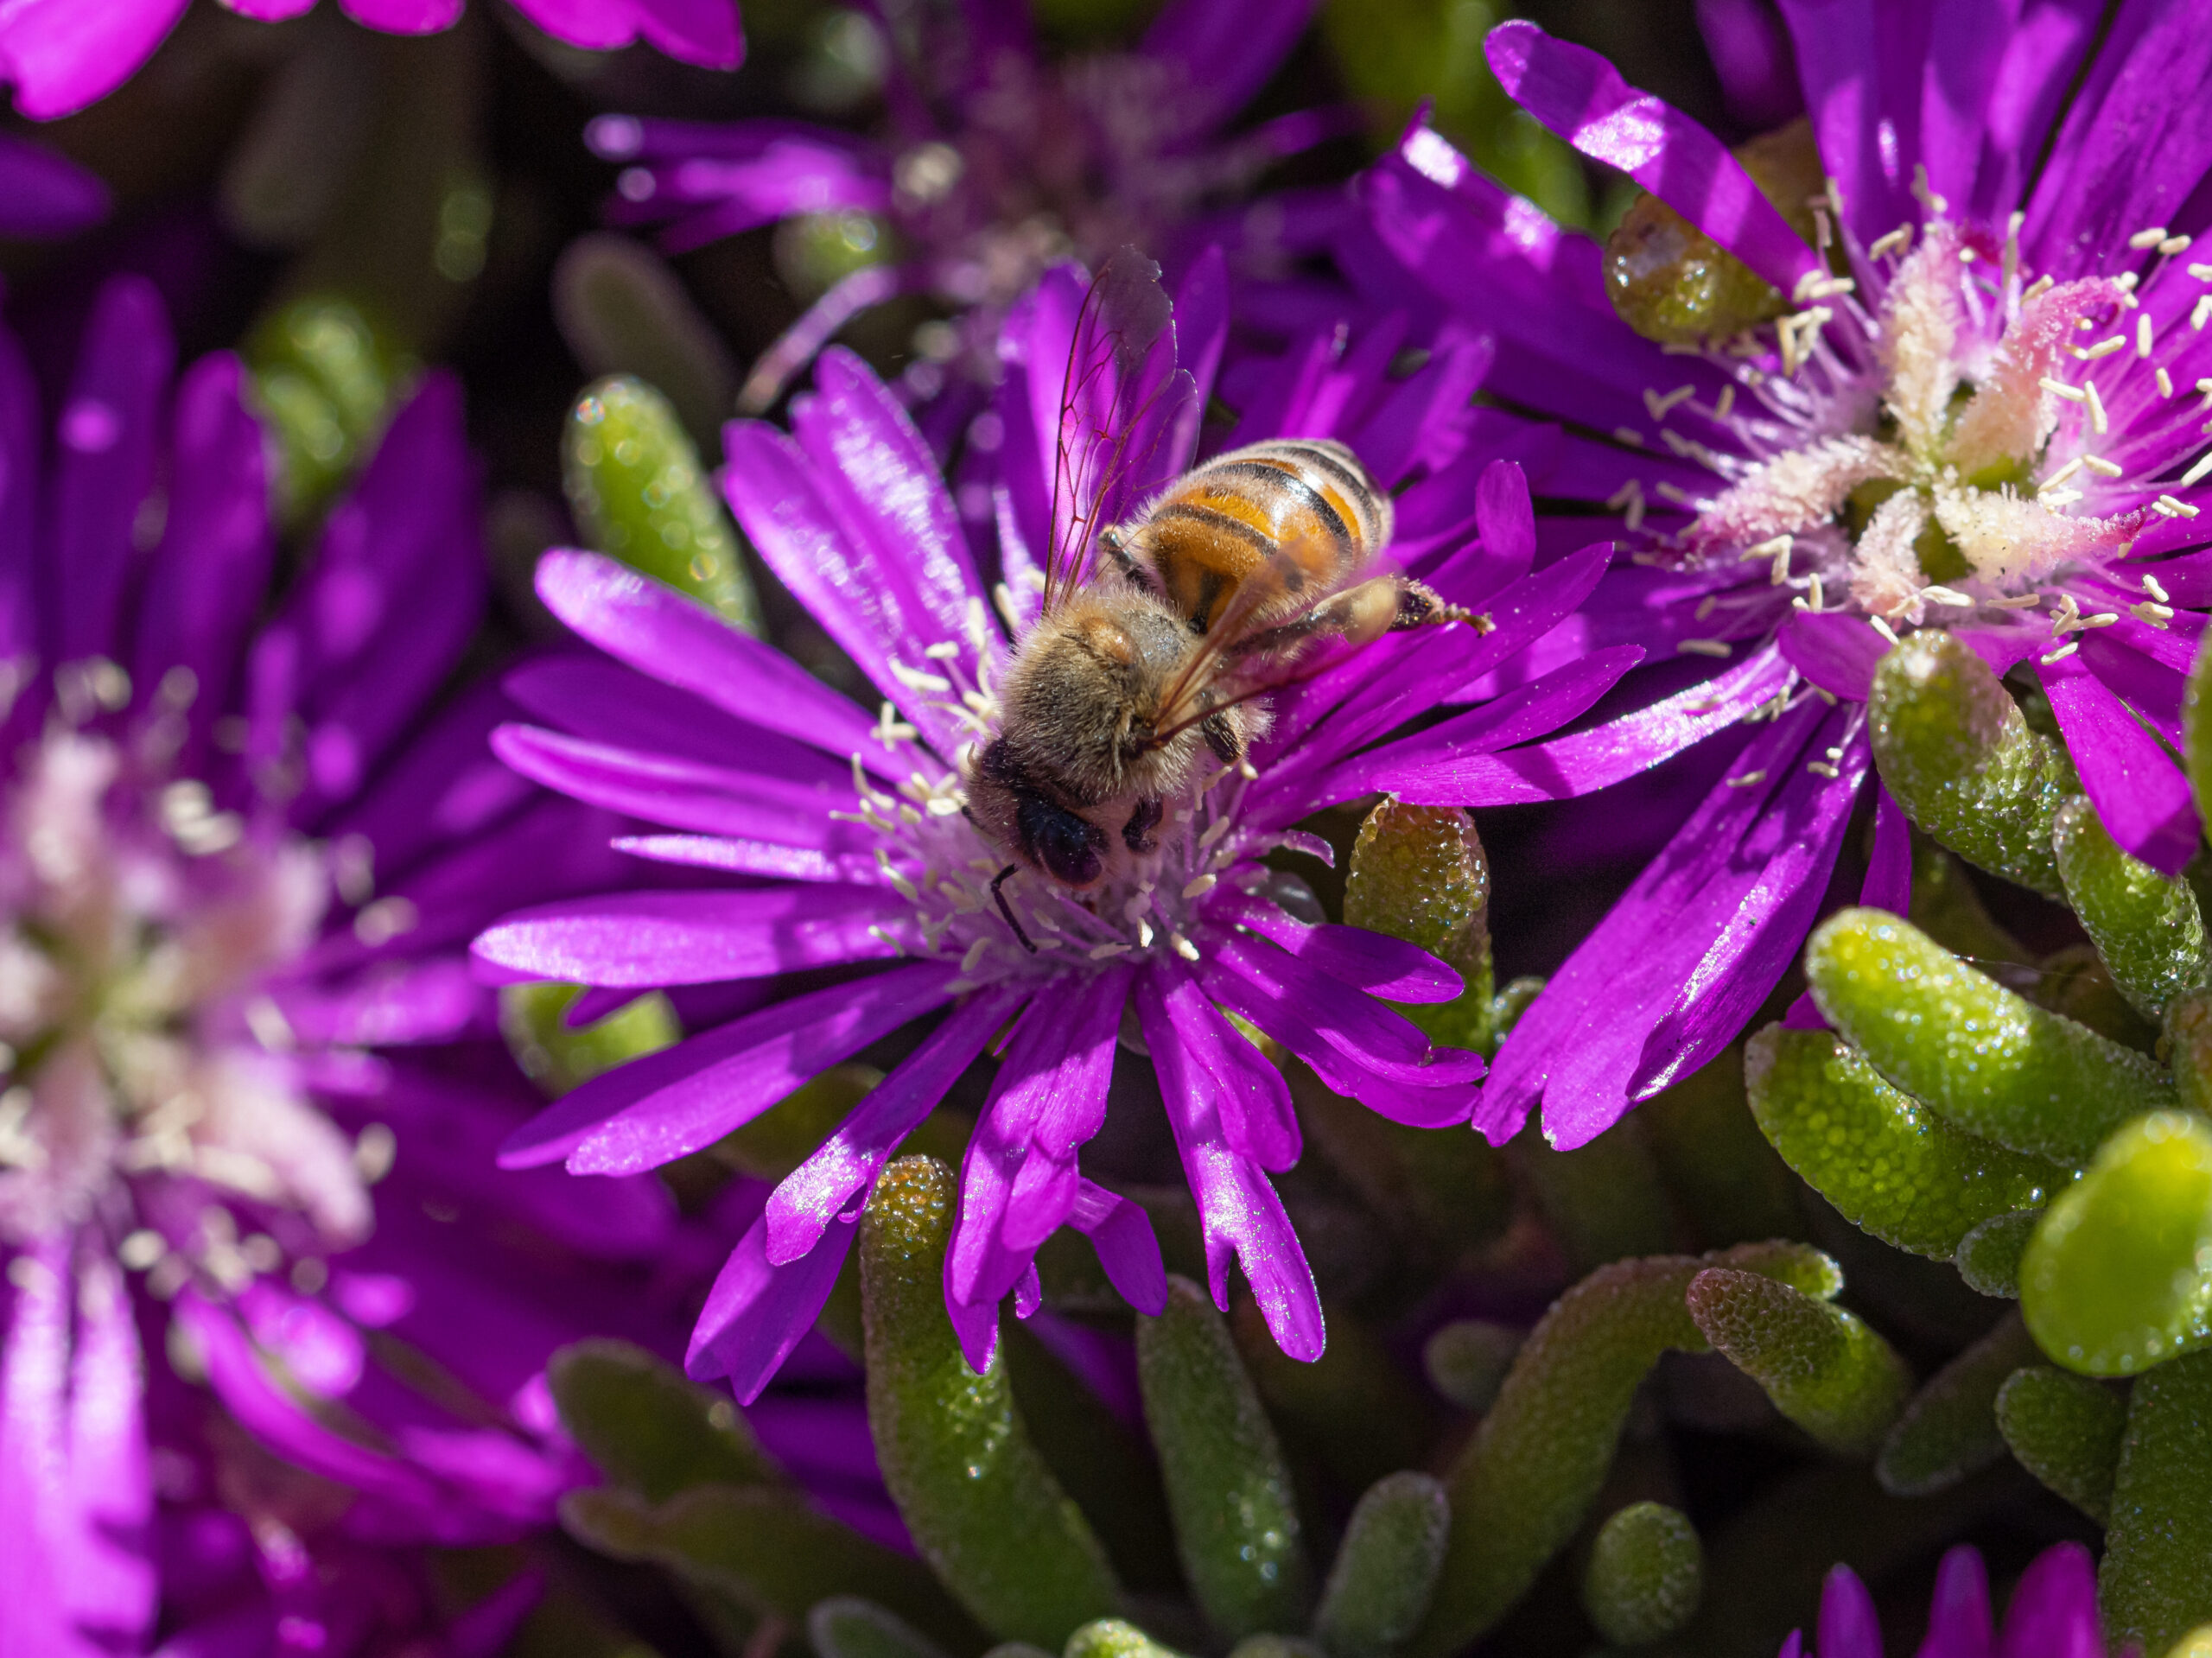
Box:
xmin=0 ymin=676 xmax=366 ymax=1275
xmin=1662 ymin=205 xmax=2204 ymax=641
xmin=855 ymin=607 xmax=1281 ymax=987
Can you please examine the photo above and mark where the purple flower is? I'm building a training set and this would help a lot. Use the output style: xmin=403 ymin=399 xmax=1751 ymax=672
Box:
xmin=477 ymin=250 xmax=1618 ymax=1397
xmin=1350 ymin=10 xmax=2212 ymax=1149
xmin=0 ymin=272 xmax=714 ymax=1655
xmin=0 ymin=0 xmax=741 ymax=122
xmin=1779 ymin=1541 xmax=2103 ymax=1658
xmin=585 ymin=0 xmax=1351 ymax=416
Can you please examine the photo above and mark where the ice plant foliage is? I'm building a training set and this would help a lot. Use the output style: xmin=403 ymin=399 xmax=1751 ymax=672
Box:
xmin=480 ymin=249 xmax=1624 ymax=1396
xmin=0 ymin=274 xmax=679 ymax=1656
xmin=0 ymin=0 xmax=742 ymax=121
xmin=1355 ymin=7 xmax=2212 ymax=1150
xmin=586 ymin=0 xmax=1340 ymax=412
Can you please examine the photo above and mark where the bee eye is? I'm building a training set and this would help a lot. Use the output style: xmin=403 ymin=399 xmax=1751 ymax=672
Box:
xmin=1017 ymin=793 xmax=1104 ymax=885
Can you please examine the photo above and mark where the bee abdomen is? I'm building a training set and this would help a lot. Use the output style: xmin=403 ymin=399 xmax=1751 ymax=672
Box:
xmin=1146 ymin=440 xmax=1392 ymax=632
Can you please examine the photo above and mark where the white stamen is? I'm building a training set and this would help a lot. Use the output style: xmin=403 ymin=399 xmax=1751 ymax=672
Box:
xmin=1870 ymin=617 xmax=1900 ymax=645
xmin=2190 ymin=262 xmax=2212 ymax=281
xmin=2179 ymin=450 xmax=2212 ymax=488
xmin=2129 ymin=226 xmax=2171 ymax=250
xmin=922 ymin=641 xmax=961 ymax=660
xmin=1644 ymin=384 xmax=1697 ymax=420
xmin=2143 ymin=574 xmax=2171 ymax=602
xmin=1676 ymin=639 xmax=1732 ymax=657
xmin=2133 ymin=602 xmax=2175 ymax=627
xmin=2159 ymin=368 xmax=2176 ymax=398
xmin=1612 ymin=427 xmax=1645 ymax=448
xmin=1723 ymin=770 xmax=1768 ymax=788
xmin=2139 ymin=315 xmax=2156 ymax=358
xmin=2074 ymin=335 xmax=2126 ymax=359
xmin=1169 ymin=932 xmax=1200 ymax=962
xmin=2040 ymin=377 xmax=2088 ymax=403
xmin=1869 ymin=225 xmax=1914 ymax=260
xmin=1181 ymin=873 xmax=1217 ymax=899
xmin=2043 ymin=456 xmax=2085 ymax=489
xmin=2081 ymin=455 xmax=2124 ymax=477
xmin=2161 ymin=235 xmax=2192 ymax=257
xmin=2153 ymin=494 xmax=2202 ymax=518
xmin=1714 ymin=384 xmax=1736 ymax=420
xmin=2194 ymin=295 xmax=2212 ymax=332
xmin=2041 ymin=641 xmax=2081 ymax=664
xmin=2023 ymin=274 xmax=2055 ymax=300
xmin=2084 ymin=380 xmax=2108 ymax=434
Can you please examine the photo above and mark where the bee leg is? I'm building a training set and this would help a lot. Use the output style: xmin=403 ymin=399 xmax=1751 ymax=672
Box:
xmin=1391 ymin=577 xmax=1488 ymax=634
xmin=1200 ymin=712 xmax=1243 ymax=768
xmin=1122 ymin=797 xmax=1164 ymax=853
xmin=989 ymin=863 xmax=1038 ymax=953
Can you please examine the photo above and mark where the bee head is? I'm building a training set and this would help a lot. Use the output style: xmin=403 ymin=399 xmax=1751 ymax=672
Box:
xmin=964 ymin=735 xmax=1109 ymax=887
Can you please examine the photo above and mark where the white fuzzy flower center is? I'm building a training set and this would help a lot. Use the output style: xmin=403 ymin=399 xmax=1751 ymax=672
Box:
xmin=1632 ymin=204 xmax=2206 ymax=654
xmin=0 ymin=681 xmax=366 ymax=1272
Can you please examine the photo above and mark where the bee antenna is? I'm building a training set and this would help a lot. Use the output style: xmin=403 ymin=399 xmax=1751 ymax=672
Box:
xmin=990 ymin=863 xmax=1039 ymax=953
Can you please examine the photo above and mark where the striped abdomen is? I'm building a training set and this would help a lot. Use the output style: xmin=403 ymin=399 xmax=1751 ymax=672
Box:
xmin=1135 ymin=438 xmax=1393 ymax=635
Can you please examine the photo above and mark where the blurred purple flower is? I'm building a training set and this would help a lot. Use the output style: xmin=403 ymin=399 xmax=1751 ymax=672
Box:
xmin=1352 ymin=6 xmax=2212 ymax=1151
xmin=476 ymin=250 xmax=1619 ymax=1397
xmin=1779 ymin=1541 xmax=2103 ymax=1658
xmin=0 ymin=131 xmax=107 ymax=239
xmin=0 ymin=272 xmax=721 ymax=1655
xmin=585 ymin=0 xmax=1351 ymax=416
xmin=0 ymin=0 xmax=741 ymax=121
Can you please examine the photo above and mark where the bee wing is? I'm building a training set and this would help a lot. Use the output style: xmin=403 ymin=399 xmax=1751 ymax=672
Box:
xmin=1042 ymin=248 xmax=1198 ymax=615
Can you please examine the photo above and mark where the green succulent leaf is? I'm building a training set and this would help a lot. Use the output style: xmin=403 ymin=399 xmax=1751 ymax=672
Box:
xmin=1868 ymin=632 xmax=2079 ymax=895
xmin=2103 ymin=1351 xmax=2212 ymax=1657
xmin=1421 ymin=1320 xmax=1523 ymax=1414
xmin=1875 ymin=1312 xmax=2040 ymax=1496
xmin=1313 ymin=1471 xmax=1451 ymax=1658
xmin=861 ymin=1157 xmax=1122 ymax=1648
xmin=2051 ymin=796 xmax=2209 ymax=1020
xmin=501 ymin=982 xmax=681 ymax=1098
xmin=546 ymin=1339 xmax=781 ymax=1502
xmin=564 ymin=375 xmax=762 ymax=632
xmin=1746 ymin=1023 xmax=2064 ymax=1259
xmin=1956 ymin=1209 xmax=2043 ymax=1299
xmin=1580 ymin=1502 xmax=1703 ymax=1648
xmin=1344 ymin=799 xmax=1495 ymax=1053
xmin=2019 ymin=1111 xmax=2212 ymax=1375
xmin=1063 ymin=1622 xmax=1186 ymax=1658
xmin=808 ymin=1599 xmax=951 ymax=1658
xmin=1993 ymin=1364 xmax=2126 ymax=1525
xmin=1408 ymin=1241 xmax=1838 ymax=1656
xmin=1687 ymin=1267 xmax=1913 ymax=1457
xmin=558 ymin=1484 xmax=969 ymax=1641
xmin=1138 ymin=1276 xmax=1313 ymax=1642
xmin=1806 ymin=907 xmax=2171 ymax=1165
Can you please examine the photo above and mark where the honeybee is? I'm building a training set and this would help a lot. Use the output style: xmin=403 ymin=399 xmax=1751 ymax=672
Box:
xmin=966 ymin=253 xmax=1467 ymax=946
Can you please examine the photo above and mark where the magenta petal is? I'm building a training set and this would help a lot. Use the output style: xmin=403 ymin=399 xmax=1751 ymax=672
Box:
xmin=950 ymin=978 xmax=1125 ymax=1305
xmin=337 ymin=0 xmax=463 ymax=33
xmin=686 ymin=1216 xmax=857 ymax=1405
xmin=473 ymin=885 xmax=912 ymax=987
xmin=497 ymin=961 xmax=957 ymax=1171
xmin=1816 ymin=1564 xmax=1884 ymax=1658
xmin=721 ymin=420 xmax=974 ymax=757
xmin=0 ymin=131 xmax=106 ymax=235
xmin=512 ymin=0 xmax=742 ymax=66
xmin=2037 ymin=647 xmax=2199 ymax=874
xmin=1135 ymin=963 xmax=1324 ymax=1361
xmin=1487 ymin=20 xmax=1820 ymax=294
xmin=0 ymin=1237 xmax=73 ymax=1655
xmin=1379 ymin=643 xmax=1796 ymax=806
xmin=1913 ymin=1545 xmax=1991 ymax=1658
xmin=131 ymin=353 xmax=272 ymax=756
xmin=1779 ymin=611 xmax=1890 ymax=700
xmin=0 ymin=0 xmax=188 ymax=119
xmin=1217 ymin=896 xmax=1463 ymax=1003
xmin=1071 ymin=1181 xmax=1167 ymax=1316
xmin=1207 ymin=932 xmax=1482 ymax=1083
xmin=534 ymin=550 xmax=884 ymax=764
xmin=765 ymin=986 xmax=1027 ymax=1263
xmin=491 ymin=722 xmax=866 ymax=850
xmin=1993 ymin=1541 xmax=2098 ymax=1658
xmin=946 ymin=1287 xmax=1001 ymax=1376
xmin=56 ymin=1255 xmax=154 ymax=1646
xmin=1864 ymin=785 xmax=1911 ymax=913
xmin=51 ymin=274 xmax=171 ymax=666
xmin=1156 ymin=962 xmax=1301 ymax=1170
